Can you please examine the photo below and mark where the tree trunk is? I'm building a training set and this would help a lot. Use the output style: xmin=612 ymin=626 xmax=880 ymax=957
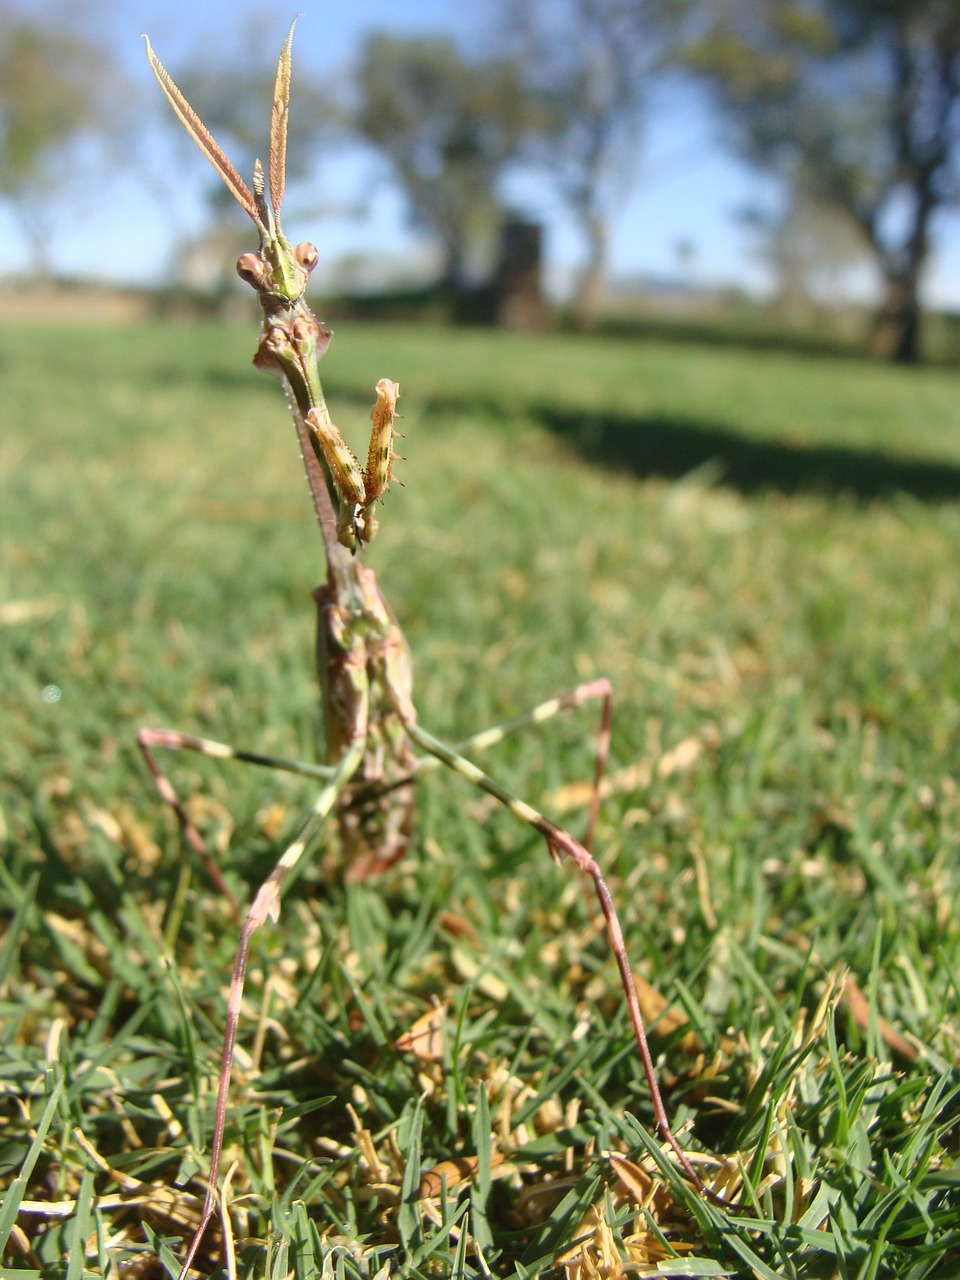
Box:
xmin=12 ymin=194 xmax=54 ymax=286
xmin=439 ymin=227 xmax=467 ymax=296
xmin=868 ymin=148 xmax=934 ymax=364
xmin=572 ymin=209 xmax=608 ymax=331
xmin=870 ymin=271 xmax=923 ymax=363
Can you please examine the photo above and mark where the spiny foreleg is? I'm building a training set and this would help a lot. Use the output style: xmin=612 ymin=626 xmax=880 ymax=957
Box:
xmin=304 ymin=379 xmax=401 ymax=547
xmin=360 ymin=378 xmax=402 ymax=541
xmin=304 ymin=403 xmax=367 ymax=547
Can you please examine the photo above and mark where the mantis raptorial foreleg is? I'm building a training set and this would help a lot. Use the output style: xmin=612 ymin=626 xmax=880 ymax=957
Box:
xmin=141 ymin=22 xmax=719 ymax=1278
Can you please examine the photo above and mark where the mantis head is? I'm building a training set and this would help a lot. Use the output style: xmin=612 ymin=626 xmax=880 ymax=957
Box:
xmin=144 ymin=19 xmax=316 ymax=308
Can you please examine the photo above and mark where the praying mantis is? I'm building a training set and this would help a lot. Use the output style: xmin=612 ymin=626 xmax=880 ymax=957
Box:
xmin=140 ymin=21 xmax=715 ymax=1277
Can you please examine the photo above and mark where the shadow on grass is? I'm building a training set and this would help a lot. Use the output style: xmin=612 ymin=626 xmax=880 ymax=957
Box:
xmin=160 ymin=348 xmax=960 ymax=505
xmin=533 ymin=405 xmax=960 ymax=504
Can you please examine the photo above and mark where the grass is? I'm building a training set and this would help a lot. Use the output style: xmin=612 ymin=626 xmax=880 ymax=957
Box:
xmin=1 ymin=316 xmax=959 ymax=1279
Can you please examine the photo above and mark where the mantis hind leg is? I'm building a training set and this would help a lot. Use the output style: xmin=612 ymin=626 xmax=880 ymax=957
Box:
xmin=168 ymin=742 xmax=365 ymax=1280
xmin=345 ymin=677 xmax=613 ymax=870
xmin=446 ymin=677 xmax=613 ymax=854
xmin=138 ymin=727 xmax=337 ymax=914
xmin=402 ymin=718 xmax=714 ymax=1202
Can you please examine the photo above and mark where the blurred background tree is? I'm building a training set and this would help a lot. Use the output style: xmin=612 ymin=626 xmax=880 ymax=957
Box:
xmin=0 ymin=4 xmax=128 ymax=279
xmin=4 ymin=0 xmax=960 ymax=359
xmin=505 ymin=0 xmax=685 ymax=330
xmin=685 ymin=0 xmax=960 ymax=362
xmin=355 ymin=33 xmax=534 ymax=296
xmin=737 ymin=192 xmax=875 ymax=323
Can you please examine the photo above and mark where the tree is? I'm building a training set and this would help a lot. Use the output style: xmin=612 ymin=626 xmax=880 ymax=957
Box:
xmin=508 ymin=0 xmax=672 ymax=330
xmin=355 ymin=33 xmax=532 ymax=294
xmin=737 ymin=192 xmax=874 ymax=322
xmin=686 ymin=0 xmax=960 ymax=362
xmin=0 ymin=11 xmax=124 ymax=276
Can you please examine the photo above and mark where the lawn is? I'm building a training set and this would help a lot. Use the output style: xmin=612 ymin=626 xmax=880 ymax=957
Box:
xmin=2 ymin=317 xmax=959 ymax=1278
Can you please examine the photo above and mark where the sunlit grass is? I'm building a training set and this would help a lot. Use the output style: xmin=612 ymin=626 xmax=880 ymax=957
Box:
xmin=2 ymin=319 xmax=958 ymax=1277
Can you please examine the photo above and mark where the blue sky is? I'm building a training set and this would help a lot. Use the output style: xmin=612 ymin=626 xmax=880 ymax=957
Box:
xmin=7 ymin=0 xmax=960 ymax=308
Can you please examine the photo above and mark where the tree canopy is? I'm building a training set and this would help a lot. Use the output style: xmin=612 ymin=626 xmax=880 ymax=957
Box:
xmin=686 ymin=0 xmax=960 ymax=360
xmin=0 ymin=13 xmax=123 ymax=274
xmin=355 ymin=33 xmax=533 ymax=292
xmin=506 ymin=0 xmax=674 ymax=328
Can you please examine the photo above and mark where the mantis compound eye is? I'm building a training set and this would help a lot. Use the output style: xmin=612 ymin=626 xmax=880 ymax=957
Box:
xmin=236 ymin=252 xmax=266 ymax=286
xmin=295 ymin=242 xmax=319 ymax=273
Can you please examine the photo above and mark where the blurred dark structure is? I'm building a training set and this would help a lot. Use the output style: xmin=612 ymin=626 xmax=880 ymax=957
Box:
xmin=493 ymin=219 xmax=548 ymax=330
